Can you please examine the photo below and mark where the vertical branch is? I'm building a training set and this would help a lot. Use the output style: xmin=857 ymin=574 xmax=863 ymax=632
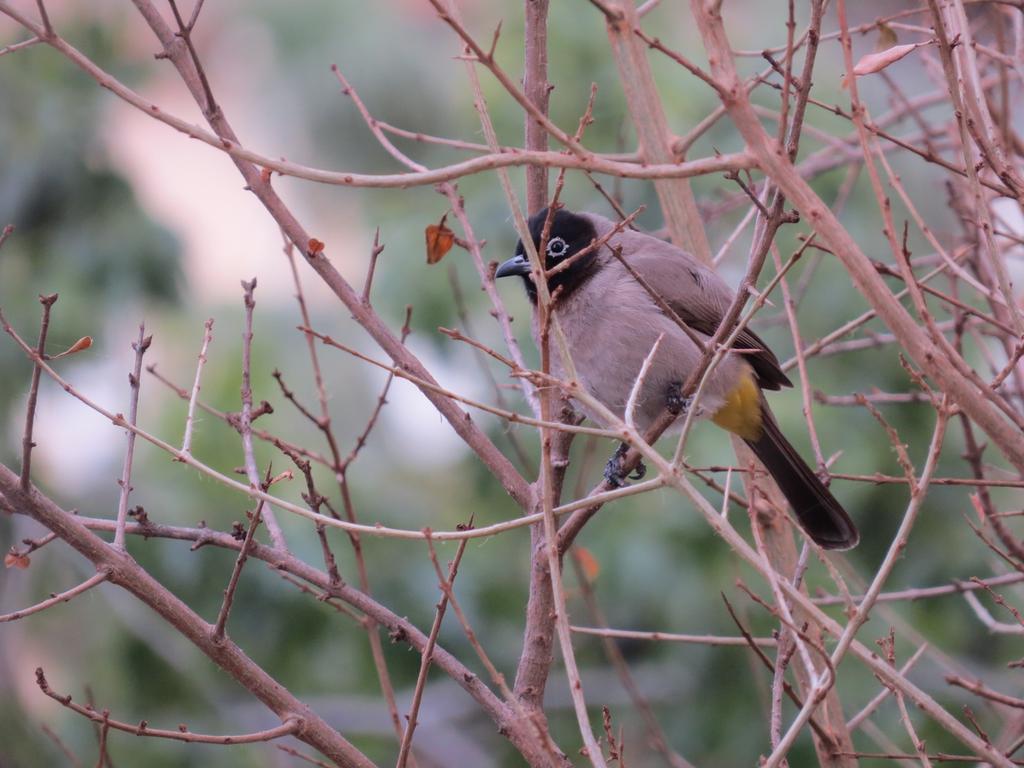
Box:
xmin=432 ymin=7 xmax=581 ymax=756
xmin=95 ymin=712 xmax=110 ymax=768
xmin=180 ymin=318 xmax=214 ymax=456
xmin=33 ymin=0 xmax=52 ymax=37
xmin=114 ymin=324 xmax=151 ymax=549
xmin=395 ymin=530 xmax=471 ymax=768
xmin=538 ymin=392 xmax=606 ymax=766
xmin=212 ymin=496 xmax=263 ymax=642
xmin=360 ymin=229 xmax=384 ymax=306
xmin=570 ymin=554 xmax=696 ymax=768
xmin=239 ymin=279 xmax=287 ymax=551
xmin=693 ymin=2 xmax=855 ymax=762
xmin=515 ymin=3 xmax=580 ymax=747
xmin=20 ymin=293 xmax=57 ymax=490
xmin=524 ymin=0 xmax=550 ymax=214
xmin=769 ymin=634 xmax=797 ymax=760
xmin=166 ymin=0 xmax=217 ymax=117
xmin=603 ymin=3 xmax=710 ymax=261
xmin=771 ymin=243 xmax=825 ymax=472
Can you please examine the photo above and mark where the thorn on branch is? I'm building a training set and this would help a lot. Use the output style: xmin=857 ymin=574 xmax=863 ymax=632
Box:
xmin=362 ymin=228 xmax=385 ymax=305
xmin=487 ymin=20 xmax=502 ymax=61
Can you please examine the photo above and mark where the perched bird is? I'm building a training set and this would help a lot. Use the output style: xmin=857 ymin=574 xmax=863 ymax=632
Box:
xmin=495 ymin=208 xmax=858 ymax=550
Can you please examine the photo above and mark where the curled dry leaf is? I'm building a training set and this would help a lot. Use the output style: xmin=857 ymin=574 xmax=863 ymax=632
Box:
xmin=425 ymin=214 xmax=455 ymax=265
xmin=49 ymin=336 xmax=93 ymax=360
xmin=66 ymin=336 xmax=92 ymax=354
xmin=5 ymin=551 xmax=30 ymax=569
xmin=852 ymin=42 xmax=929 ymax=78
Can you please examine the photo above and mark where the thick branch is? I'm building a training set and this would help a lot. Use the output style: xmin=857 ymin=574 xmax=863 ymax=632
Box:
xmin=523 ymin=0 xmax=551 ymax=213
xmin=0 ymin=464 xmax=373 ymax=768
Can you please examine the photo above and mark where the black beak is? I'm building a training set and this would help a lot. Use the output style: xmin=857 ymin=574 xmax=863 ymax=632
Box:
xmin=495 ymin=253 xmax=531 ymax=279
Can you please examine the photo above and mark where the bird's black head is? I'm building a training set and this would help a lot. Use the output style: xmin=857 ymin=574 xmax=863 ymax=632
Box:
xmin=495 ymin=208 xmax=599 ymax=303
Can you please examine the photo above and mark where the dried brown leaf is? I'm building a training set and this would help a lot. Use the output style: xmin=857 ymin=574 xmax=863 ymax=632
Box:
xmin=50 ymin=336 xmax=93 ymax=360
xmin=5 ymin=551 xmax=30 ymax=569
xmin=853 ymin=42 xmax=928 ymax=78
xmin=425 ymin=214 xmax=455 ymax=265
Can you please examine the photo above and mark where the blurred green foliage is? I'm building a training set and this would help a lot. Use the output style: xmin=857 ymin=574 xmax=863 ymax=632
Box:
xmin=1 ymin=3 xmax=1021 ymax=768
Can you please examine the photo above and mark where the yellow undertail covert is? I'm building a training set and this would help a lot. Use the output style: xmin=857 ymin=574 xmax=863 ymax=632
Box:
xmin=710 ymin=371 xmax=763 ymax=442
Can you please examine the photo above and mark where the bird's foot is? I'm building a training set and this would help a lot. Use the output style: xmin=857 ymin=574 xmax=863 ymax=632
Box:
xmin=666 ymin=381 xmax=693 ymax=417
xmin=603 ymin=442 xmax=646 ymax=488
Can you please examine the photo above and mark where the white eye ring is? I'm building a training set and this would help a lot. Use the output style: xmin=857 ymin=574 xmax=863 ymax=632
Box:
xmin=546 ymin=236 xmax=569 ymax=257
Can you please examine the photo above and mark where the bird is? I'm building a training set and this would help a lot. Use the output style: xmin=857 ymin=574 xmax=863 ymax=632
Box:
xmin=495 ymin=207 xmax=859 ymax=550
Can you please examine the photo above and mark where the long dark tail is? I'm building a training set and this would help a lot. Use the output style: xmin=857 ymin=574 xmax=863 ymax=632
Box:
xmin=744 ymin=404 xmax=859 ymax=550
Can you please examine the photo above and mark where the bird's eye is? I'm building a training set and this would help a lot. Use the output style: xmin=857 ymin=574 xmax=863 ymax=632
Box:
xmin=546 ymin=237 xmax=569 ymax=258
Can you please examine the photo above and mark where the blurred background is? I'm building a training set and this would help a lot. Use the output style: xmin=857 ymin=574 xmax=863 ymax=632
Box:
xmin=2 ymin=1 xmax=1023 ymax=766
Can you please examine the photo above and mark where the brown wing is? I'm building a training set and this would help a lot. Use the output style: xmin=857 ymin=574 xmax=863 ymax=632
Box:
xmin=621 ymin=236 xmax=793 ymax=391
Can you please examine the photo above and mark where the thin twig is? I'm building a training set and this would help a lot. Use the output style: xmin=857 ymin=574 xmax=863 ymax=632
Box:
xmin=847 ymin=644 xmax=929 ymax=731
xmin=947 ymin=676 xmax=1024 ymax=709
xmin=37 ymin=668 xmax=300 ymax=743
xmin=185 ymin=0 xmax=206 ymax=31
xmin=166 ymin=0 xmax=217 ymax=116
xmin=570 ymin=553 xmax=696 ymax=768
xmin=361 ymin=229 xmax=384 ymax=305
xmin=0 ymin=36 xmax=40 ymax=56
xmin=33 ymin=0 xmax=52 ymax=36
xmin=41 ymin=723 xmax=82 ymax=767
xmin=212 ymin=497 xmax=264 ymax=642
xmin=20 ymin=293 xmax=57 ymax=490
xmin=180 ymin=319 xmax=213 ymax=457
xmin=238 ymin=279 xmax=286 ymax=550
xmin=0 ymin=571 xmax=107 ymax=623
xmin=396 ymin=528 xmax=472 ymax=768
xmin=114 ymin=324 xmax=151 ymax=549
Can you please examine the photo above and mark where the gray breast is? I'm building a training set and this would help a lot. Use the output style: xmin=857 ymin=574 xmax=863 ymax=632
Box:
xmin=537 ymin=262 xmax=747 ymax=432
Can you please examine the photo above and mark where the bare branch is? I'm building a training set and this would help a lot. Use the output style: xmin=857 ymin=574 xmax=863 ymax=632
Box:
xmin=114 ymin=324 xmax=151 ymax=549
xmin=0 ymin=465 xmax=374 ymax=768
xmin=238 ymin=279 xmax=286 ymax=551
xmin=37 ymin=668 xmax=301 ymax=744
xmin=20 ymin=293 xmax=57 ymax=490
xmin=0 ymin=571 xmax=107 ymax=623
xmin=212 ymin=495 xmax=264 ymax=642
xmin=179 ymin=319 xmax=213 ymax=457
xmin=396 ymin=528 xmax=471 ymax=767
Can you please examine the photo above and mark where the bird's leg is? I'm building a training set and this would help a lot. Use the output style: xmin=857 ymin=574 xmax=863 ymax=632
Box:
xmin=666 ymin=380 xmax=693 ymax=417
xmin=603 ymin=442 xmax=646 ymax=488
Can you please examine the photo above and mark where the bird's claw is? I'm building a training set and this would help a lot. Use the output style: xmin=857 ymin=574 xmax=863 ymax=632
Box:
xmin=604 ymin=443 xmax=646 ymax=488
xmin=666 ymin=381 xmax=693 ymax=417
